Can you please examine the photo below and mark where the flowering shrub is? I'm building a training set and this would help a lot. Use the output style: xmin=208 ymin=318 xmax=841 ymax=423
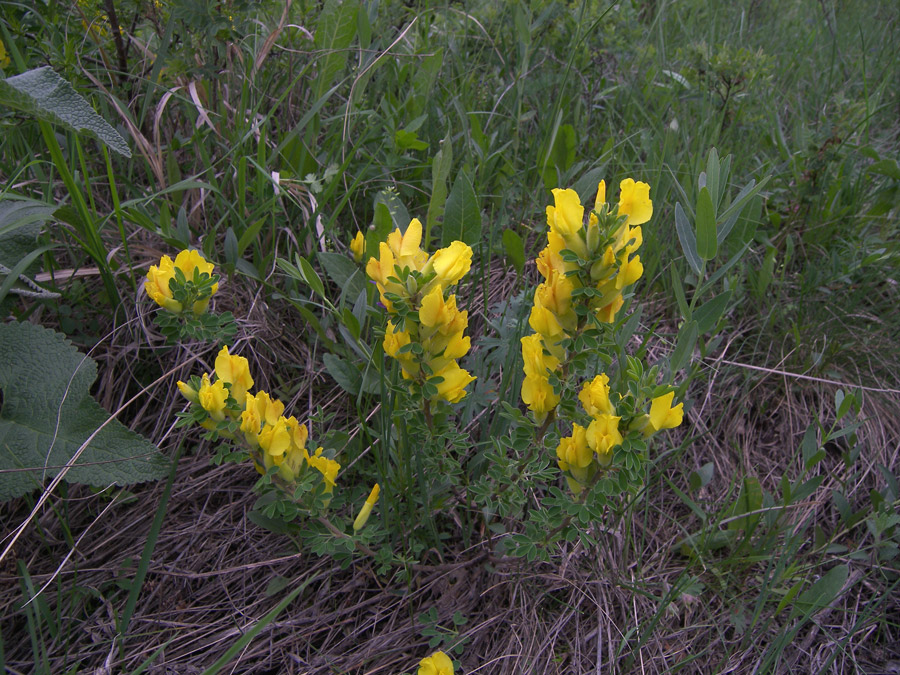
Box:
xmin=366 ymin=218 xmax=476 ymax=407
xmin=145 ymin=249 xmax=235 ymax=343
xmin=177 ymin=345 xmax=339 ymax=516
xmin=519 ymin=179 xmax=683 ymax=494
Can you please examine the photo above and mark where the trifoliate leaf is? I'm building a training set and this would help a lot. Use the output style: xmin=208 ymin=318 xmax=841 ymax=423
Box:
xmin=0 ymin=322 xmax=168 ymax=500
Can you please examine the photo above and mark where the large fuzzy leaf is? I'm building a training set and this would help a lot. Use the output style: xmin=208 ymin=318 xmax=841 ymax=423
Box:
xmin=0 ymin=322 xmax=168 ymax=500
xmin=0 ymin=67 xmax=131 ymax=157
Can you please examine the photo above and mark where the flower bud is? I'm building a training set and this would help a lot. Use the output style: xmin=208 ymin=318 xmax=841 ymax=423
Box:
xmin=353 ymin=483 xmax=380 ymax=531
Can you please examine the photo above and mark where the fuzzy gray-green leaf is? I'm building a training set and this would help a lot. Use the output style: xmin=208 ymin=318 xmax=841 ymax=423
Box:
xmin=0 ymin=67 xmax=131 ymax=157
xmin=0 ymin=322 xmax=168 ymax=500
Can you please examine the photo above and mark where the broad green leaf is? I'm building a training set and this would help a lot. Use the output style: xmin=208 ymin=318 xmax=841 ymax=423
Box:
xmin=501 ymin=228 xmax=525 ymax=275
xmin=0 ymin=322 xmax=168 ymax=500
xmin=693 ymin=289 xmax=732 ymax=334
xmin=790 ymin=564 xmax=850 ymax=619
xmin=0 ymin=198 xmax=56 ymax=239
xmin=689 ymin=462 xmax=715 ymax=492
xmin=318 ymin=251 xmax=365 ymax=303
xmin=322 ymin=354 xmax=361 ymax=396
xmin=442 ymin=170 xmax=482 ymax=247
xmin=313 ymin=0 xmax=358 ymax=101
xmin=675 ymin=202 xmax=702 ymax=275
xmin=0 ymin=67 xmax=131 ymax=157
xmin=695 ymin=186 xmax=717 ymax=260
xmin=373 ymin=188 xmax=410 ymax=230
xmin=727 ymin=476 xmax=763 ymax=532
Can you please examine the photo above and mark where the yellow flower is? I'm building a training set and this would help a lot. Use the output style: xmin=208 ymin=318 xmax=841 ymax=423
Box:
xmin=144 ymin=255 xmax=182 ymax=313
xmin=579 ymin=374 xmax=615 ymax=417
xmin=353 ymin=483 xmax=380 ymax=531
xmin=520 ymin=334 xmax=559 ymax=379
xmin=241 ymin=390 xmax=285 ymax=446
xmin=594 ymin=294 xmax=624 ymax=323
xmin=418 ymin=651 xmax=454 ymax=675
xmin=617 ymin=178 xmax=653 ymax=226
xmin=386 ymin=217 xmax=428 ymax=270
xmin=277 ymin=416 xmax=311 ymax=481
xmin=176 ymin=379 xmax=199 ymax=404
xmin=528 ymin=297 xmax=566 ymax=341
xmin=556 ymin=424 xmax=591 ymax=472
xmin=594 ymin=180 xmax=607 ymax=213
xmin=546 ymin=188 xmax=588 ymax=258
xmin=521 ymin=374 xmax=559 ymax=416
xmin=534 ymin=270 xmax=577 ymax=331
xmin=428 ymin=241 xmax=473 ymax=288
xmin=586 ymin=414 xmax=623 ymax=462
xmin=615 ymin=254 xmax=643 ymax=289
xmin=647 ymin=391 xmax=684 ymax=435
xmin=214 ymin=345 xmax=254 ymax=407
xmin=419 ymin=285 xmax=453 ymax=329
xmin=144 ymin=249 xmax=218 ymax=315
xmin=308 ymin=447 xmax=340 ymax=492
xmin=431 ymin=362 xmax=476 ymax=403
xmin=350 ymin=230 xmax=365 ymax=262
xmin=258 ymin=416 xmax=291 ymax=463
xmin=198 ymin=373 xmax=228 ymax=422
xmin=383 ymin=321 xmax=418 ymax=377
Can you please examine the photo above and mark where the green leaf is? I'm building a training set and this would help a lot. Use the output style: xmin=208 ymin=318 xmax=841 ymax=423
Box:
xmin=790 ymin=565 xmax=850 ymax=620
xmin=426 ymin=132 xmax=453 ymax=246
xmin=501 ymin=228 xmax=525 ymax=275
xmin=705 ymin=148 xmax=721 ymax=212
xmin=313 ymin=0 xmax=358 ymax=102
xmin=669 ymin=320 xmax=698 ymax=374
xmin=670 ymin=265 xmax=691 ymax=321
xmin=442 ymin=170 xmax=482 ymax=247
xmin=675 ymin=202 xmax=702 ymax=275
xmin=0 ymin=198 xmax=56 ymax=239
xmin=0 ymin=322 xmax=168 ymax=500
xmin=693 ymin=289 xmax=732 ymax=334
xmin=318 ymin=252 xmax=364 ymax=302
xmin=294 ymin=254 xmax=326 ymax=299
xmin=0 ymin=67 xmax=131 ymax=157
xmin=695 ymin=186 xmax=717 ymax=260
xmin=373 ymin=188 xmax=410 ymax=230
xmin=689 ymin=462 xmax=714 ymax=492
xmin=727 ymin=476 xmax=763 ymax=532
xmin=322 ymin=354 xmax=361 ymax=396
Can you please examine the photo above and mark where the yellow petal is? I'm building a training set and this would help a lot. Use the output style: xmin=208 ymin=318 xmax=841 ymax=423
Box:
xmin=618 ymin=178 xmax=653 ymax=226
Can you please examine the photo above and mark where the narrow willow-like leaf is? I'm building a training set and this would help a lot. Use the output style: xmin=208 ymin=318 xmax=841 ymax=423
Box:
xmin=675 ymin=202 xmax=702 ymax=275
xmin=695 ymin=186 xmax=717 ymax=261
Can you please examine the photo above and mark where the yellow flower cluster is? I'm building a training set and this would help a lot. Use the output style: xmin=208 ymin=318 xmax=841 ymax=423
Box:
xmin=145 ymin=249 xmax=218 ymax=315
xmin=0 ymin=39 xmax=10 ymax=69
xmin=418 ymin=651 xmax=454 ymax=675
xmin=365 ymin=218 xmax=476 ymax=404
xmin=556 ymin=377 xmax=684 ymax=493
xmin=177 ymin=346 xmax=340 ymax=492
xmin=521 ymin=179 xmax=651 ymax=420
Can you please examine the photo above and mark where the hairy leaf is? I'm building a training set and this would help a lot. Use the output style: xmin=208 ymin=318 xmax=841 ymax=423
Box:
xmin=0 ymin=67 xmax=131 ymax=157
xmin=0 ymin=322 xmax=168 ymax=500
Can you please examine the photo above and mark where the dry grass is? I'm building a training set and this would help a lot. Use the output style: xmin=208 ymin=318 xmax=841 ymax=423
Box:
xmin=1 ymin=257 xmax=899 ymax=675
